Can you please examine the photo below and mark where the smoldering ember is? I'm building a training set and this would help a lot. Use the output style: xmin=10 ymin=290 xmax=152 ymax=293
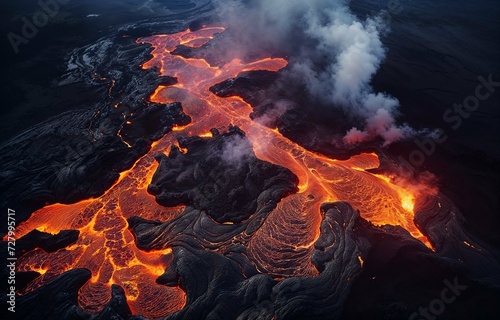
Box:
xmin=1 ymin=1 xmax=499 ymax=320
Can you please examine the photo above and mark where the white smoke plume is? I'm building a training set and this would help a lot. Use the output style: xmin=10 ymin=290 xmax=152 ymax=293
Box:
xmin=220 ymin=134 xmax=253 ymax=168
xmin=253 ymin=100 xmax=295 ymax=127
xmin=214 ymin=0 xmax=416 ymax=146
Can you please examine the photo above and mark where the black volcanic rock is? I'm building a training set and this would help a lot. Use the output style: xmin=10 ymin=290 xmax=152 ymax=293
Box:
xmin=158 ymin=246 xmax=276 ymax=320
xmin=120 ymin=102 xmax=190 ymax=142
xmin=342 ymin=215 xmax=500 ymax=320
xmin=414 ymin=193 xmax=500 ymax=286
xmin=170 ymin=45 xmax=195 ymax=59
xmin=8 ymin=269 xmax=138 ymax=320
xmin=16 ymin=229 xmax=80 ymax=256
xmin=95 ymin=285 xmax=133 ymax=320
xmin=14 ymin=269 xmax=93 ymax=320
xmin=147 ymin=126 xmax=298 ymax=223
xmin=128 ymin=204 xmax=271 ymax=253
xmin=209 ymin=70 xmax=279 ymax=106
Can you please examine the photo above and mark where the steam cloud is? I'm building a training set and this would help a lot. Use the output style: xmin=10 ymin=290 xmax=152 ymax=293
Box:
xmin=215 ymin=0 xmax=417 ymax=146
xmin=220 ymin=134 xmax=253 ymax=168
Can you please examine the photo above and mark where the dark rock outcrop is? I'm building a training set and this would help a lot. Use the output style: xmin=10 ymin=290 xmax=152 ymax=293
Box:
xmin=147 ymin=126 xmax=298 ymax=223
xmin=16 ymin=229 xmax=80 ymax=256
xmin=7 ymin=269 xmax=137 ymax=320
xmin=14 ymin=269 xmax=93 ymax=320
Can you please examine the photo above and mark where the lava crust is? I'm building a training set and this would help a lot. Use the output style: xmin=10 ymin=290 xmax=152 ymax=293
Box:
xmin=147 ymin=125 xmax=299 ymax=223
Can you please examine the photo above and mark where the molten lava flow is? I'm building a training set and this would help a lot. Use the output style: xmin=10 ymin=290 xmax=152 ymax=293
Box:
xmin=15 ymin=26 xmax=432 ymax=318
xmin=15 ymin=155 xmax=186 ymax=317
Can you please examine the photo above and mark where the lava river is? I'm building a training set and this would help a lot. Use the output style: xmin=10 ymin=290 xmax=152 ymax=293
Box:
xmin=13 ymin=26 xmax=432 ymax=318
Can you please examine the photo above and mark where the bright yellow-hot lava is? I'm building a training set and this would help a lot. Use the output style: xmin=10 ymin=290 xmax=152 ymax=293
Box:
xmin=13 ymin=26 xmax=432 ymax=318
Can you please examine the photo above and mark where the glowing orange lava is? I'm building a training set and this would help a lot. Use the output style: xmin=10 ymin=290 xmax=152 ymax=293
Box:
xmin=14 ymin=26 xmax=432 ymax=318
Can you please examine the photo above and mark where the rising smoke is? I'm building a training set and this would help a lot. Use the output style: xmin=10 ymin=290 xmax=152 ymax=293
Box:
xmin=220 ymin=134 xmax=253 ymax=169
xmin=214 ymin=0 xmax=418 ymax=146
